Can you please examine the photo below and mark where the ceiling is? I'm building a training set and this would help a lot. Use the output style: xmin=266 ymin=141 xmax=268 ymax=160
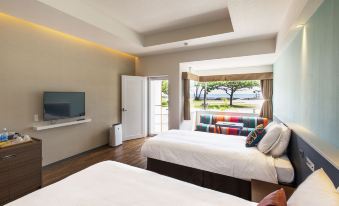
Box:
xmin=180 ymin=53 xmax=276 ymax=75
xmin=0 ymin=0 xmax=321 ymax=58
xmin=181 ymin=53 xmax=277 ymax=71
xmin=81 ymin=0 xmax=229 ymax=34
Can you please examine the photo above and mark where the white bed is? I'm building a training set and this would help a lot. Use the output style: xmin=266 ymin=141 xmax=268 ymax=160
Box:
xmin=141 ymin=129 xmax=294 ymax=184
xmin=6 ymin=161 xmax=257 ymax=206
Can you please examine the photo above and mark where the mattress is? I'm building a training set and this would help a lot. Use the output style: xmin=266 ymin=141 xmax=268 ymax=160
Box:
xmin=142 ymin=130 xmax=294 ymax=184
xmin=6 ymin=161 xmax=257 ymax=206
xmin=274 ymin=155 xmax=295 ymax=184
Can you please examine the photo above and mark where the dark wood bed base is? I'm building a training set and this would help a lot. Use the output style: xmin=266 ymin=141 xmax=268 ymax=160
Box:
xmin=147 ymin=158 xmax=251 ymax=200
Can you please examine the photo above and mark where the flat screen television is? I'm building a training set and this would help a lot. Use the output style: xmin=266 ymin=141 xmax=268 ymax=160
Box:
xmin=43 ymin=92 xmax=85 ymax=121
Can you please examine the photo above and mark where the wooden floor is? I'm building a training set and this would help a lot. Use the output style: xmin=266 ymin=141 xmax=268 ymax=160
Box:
xmin=42 ymin=137 xmax=147 ymax=187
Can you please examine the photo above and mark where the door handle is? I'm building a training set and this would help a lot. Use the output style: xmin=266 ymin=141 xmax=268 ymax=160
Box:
xmin=1 ymin=154 xmax=16 ymax=160
xmin=122 ymin=108 xmax=128 ymax=112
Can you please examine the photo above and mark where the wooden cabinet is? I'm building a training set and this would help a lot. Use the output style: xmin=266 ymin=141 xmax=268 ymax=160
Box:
xmin=251 ymin=179 xmax=295 ymax=202
xmin=0 ymin=139 xmax=42 ymax=205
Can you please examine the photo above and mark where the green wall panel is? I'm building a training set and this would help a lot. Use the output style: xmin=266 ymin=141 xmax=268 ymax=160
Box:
xmin=274 ymin=0 xmax=339 ymax=148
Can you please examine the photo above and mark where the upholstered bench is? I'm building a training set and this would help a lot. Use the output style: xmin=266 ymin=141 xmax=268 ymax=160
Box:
xmin=196 ymin=114 xmax=269 ymax=136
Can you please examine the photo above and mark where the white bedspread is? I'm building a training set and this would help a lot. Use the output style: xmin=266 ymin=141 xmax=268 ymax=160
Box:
xmin=141 ymin=130 xmax=278 ymax=183
xmin=7 ymin=161 xmax=256 ymax=206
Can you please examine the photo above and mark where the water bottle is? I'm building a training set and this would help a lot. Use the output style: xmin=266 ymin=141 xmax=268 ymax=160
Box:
xmin=2 ymin=128 xmax=8 ymax=142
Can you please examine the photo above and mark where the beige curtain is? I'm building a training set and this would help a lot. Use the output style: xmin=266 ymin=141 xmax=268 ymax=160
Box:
xmin=260 ymin=79 xmax=273 ymax=119
xmin=183 ymin=79 xmax=191 ymax=120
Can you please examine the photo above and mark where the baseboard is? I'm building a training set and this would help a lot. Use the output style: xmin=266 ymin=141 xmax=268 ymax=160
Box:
xmin=42 ymin=143 xmax=109 ymax=169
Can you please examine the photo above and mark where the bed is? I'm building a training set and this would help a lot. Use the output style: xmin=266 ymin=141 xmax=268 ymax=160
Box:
xmin=141 ymin=129 xmax=294 ymax=199
xmin=6 ymin=161 xmax=257 ymax=206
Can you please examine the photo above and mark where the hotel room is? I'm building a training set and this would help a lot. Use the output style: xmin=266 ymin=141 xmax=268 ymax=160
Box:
xmin=0 ymin=0 xmax=338 ymax=205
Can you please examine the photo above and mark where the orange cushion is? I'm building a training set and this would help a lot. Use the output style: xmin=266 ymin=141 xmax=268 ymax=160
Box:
xmin=258 ymin=188 xmax=287 ymax=206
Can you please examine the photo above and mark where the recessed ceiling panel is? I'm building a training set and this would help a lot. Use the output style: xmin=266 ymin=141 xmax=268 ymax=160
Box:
xmin=83 ymin=0 xmax=228 ymax=34
xmin=1 ymin=0 xmax=319 ymax=56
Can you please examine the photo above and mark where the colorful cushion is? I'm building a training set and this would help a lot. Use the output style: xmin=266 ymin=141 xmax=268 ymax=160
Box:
xmin=257 ymin=117 xmax=269 ymax=127
xmin=246 ymin=124 xmax=266 ymax=147
xmin=240 ymin=127 xmax=255 ymax=136
xmin=196 ymin=123 xmax=218 ymax=133
xmin=199 ymin=114 xmax=213 ymax=124
xmin=197 ymin=114 xmax=270 ymax=136
xmin=212 ymin=115 xmax=226 ymax=124
xmin=196 ymin=123 xmax=210 ymax=132
xmin=258 ymin=188 xmax=287 ymax=206
xmin=220 ymin=127 xmax=241 ymax=135
xmin=242 ymin=116 xmax=257 ymax=128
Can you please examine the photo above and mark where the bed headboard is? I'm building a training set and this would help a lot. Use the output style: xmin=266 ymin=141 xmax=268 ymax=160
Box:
xmin=274 ymin=116 xmax=339 ymax=187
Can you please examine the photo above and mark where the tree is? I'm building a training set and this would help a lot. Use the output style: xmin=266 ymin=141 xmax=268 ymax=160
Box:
xmin=201 ymin=81 xmax=220 ymax=109
xmin=193 ymin=82 xmax=204 ymax=100
xmin=215 ymin=80 xmax=259 ymax=106
xmin=161 ymin=80 xmax=168 ymax=95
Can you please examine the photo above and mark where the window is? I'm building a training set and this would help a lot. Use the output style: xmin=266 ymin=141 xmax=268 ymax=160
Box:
xmin=190 ymin=80 xmax=263 ymax=114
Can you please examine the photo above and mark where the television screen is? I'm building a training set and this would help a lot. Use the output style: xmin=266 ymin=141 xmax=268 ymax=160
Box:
xmin=43 ymin=92 xmax=85 ymax=121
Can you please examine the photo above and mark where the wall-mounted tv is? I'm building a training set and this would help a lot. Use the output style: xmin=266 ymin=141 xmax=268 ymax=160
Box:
xmin=43 ymin=92 xmax=85 ymax=121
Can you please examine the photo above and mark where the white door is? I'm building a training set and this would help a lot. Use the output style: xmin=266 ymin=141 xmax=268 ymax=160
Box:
xmin=121 ymin=75 xmax=147 ymax=141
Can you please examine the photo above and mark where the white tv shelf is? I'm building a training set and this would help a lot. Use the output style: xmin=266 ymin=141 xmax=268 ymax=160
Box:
xmin=33 ymin=118 xmax=92 ymax=131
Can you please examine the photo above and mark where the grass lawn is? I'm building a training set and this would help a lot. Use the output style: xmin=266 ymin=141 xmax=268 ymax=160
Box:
xmin=161 ymin=99 xmax=169 ymax=107
xmin=192 ymin=99 xmax=256 ymax=110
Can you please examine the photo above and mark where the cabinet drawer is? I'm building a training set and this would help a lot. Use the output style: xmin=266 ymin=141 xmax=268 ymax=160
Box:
xmin=11 ymin=158 xmax=41 ymax=182
xmin=0 ymin=157 xmax=10 ymax=187
xmin=0 ymin=139 xmax=42 ymax=204
xmin=8 ymin=141 xmax=41 ymax=174
xmin=7 ymin=141 xmax=41 ymax=157
xmin=1 ymin=151 xmax=12 ymax=205
xmin=10 ymin=154 xmax=41 ymax=200
xmin=10 ymin=173 xmax=41 ymax=201
xmin=0 ymin=186 xmax=10 ymax=205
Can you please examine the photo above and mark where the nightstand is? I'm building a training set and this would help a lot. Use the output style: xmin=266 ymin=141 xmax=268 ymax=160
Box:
xmin=251 ymin=179 xmax=295 ymax=202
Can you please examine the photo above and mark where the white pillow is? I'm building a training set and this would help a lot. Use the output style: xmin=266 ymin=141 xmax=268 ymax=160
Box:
xmin=257 ymin=124 xmax=282 ymax=153
xmin=270 ymin=123 xmax=291 ymax=157
xmin=288 ymin=169 xmax=339 ymax=206
xmin=265 ymin=121 xmax=277 ymax=131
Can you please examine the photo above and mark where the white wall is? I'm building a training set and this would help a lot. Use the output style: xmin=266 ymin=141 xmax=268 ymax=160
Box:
xmin=0 ymin=13 xmax=135 ymax=166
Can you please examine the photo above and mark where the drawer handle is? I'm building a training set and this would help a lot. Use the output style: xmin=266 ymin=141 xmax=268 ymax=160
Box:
xmin=1 ymin=154 xmax=16 ymax=160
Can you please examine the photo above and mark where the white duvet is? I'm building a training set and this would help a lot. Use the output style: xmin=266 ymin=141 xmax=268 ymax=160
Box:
xmin=7 ymin=161 xmax=256 ymax=206
xmin=141 ymin=130 xmax=278 ymax=183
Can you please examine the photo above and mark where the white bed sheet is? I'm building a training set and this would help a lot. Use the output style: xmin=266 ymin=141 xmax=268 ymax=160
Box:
xmin=7 ymin=161 xmax=257 ymax=206
xmin=141 ymin=130 xmax=279 ymax=183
